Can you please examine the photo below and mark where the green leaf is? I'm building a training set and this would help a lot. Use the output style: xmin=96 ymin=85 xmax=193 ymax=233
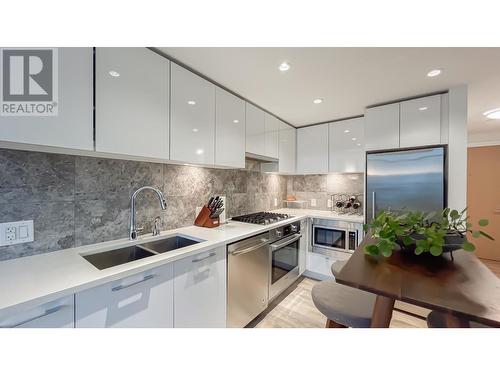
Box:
xmin=378 ymin=240 xmax=395 ymax=257
xmin=462 ymin=242 xmax=476 ymax=252
xmin=380 ymin=247 xmax=393 ymax=257
xmin=430 ymin=246 xmax=443 ymax=256
xmin=478 ymin=219 xmax=489 ymax=227
xmin=364 ymin=244 xmax=379 ymax=256
xmin=472 ymin=231 xmax=481 ymax=238
xmin=402 ymin=236 xmax=414 ymax=246
xmin=450 ymin=209 xmax=459 ymax=219
xmin=414 ymin=247 xmax=424 ymax=255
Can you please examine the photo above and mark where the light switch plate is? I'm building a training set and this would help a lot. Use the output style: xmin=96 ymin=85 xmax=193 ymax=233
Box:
xmin=311 ymin=199 xmax=317 ymax=207
xmin=0 ymin=220 xmax=34 ymax=246
xmin=274 ymin=198 xmax=278 ymax=207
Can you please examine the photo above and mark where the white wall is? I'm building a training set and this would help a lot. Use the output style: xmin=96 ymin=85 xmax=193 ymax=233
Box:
xmin=468 ymin=129 xmax=500 ymax=147
xmin=447 ymin=85 xmax=468 ymax=210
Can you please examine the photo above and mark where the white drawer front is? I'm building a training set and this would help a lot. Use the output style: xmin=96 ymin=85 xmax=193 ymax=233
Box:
xmin=174 ymin=246 xmax=226 ymax=328
xmin=75 ymin=263 xmax=174 ymax=328
xmin=0 ymin=295 xmax=74 ymax=328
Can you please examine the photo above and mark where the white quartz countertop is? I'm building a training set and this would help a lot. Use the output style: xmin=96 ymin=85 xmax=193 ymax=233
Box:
xmin=0 ymin=208 xmax=363 ymax=316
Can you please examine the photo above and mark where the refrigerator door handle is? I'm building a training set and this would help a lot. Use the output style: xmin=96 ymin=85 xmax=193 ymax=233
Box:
xmin=372 ymin=191 xmax=376 ymax=219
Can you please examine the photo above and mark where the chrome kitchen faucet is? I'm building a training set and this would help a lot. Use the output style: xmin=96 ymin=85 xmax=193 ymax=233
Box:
xmin=129 ymin=186 xmax=167 ymax=240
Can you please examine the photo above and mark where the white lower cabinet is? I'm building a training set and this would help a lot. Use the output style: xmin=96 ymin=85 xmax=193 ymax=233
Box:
xmin=75 ymin=263 xmax=174 ymax=328
xmin=173 ymin=246 xmax=226 ymax=328
xmin=306 ymin=251 xmax=351 ymax=280
xmin=0 ymin=295 xmax=74 ymax=328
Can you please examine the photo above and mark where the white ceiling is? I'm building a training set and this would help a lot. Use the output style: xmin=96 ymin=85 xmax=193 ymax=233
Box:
xmin=160 ymin=47 xmax=500 ymax=140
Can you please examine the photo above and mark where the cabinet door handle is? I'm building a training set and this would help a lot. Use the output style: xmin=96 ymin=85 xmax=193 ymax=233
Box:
xmin=2 ymin=305 xmax=63 ymax=328
xmin=192 ymin=252 xmax=216 ymax=263
xmin=111 ymin=274 xmax=155 ymax=292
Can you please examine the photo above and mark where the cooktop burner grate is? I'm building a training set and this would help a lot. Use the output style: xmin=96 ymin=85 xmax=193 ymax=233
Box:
xmin=231 ymin=212 xmax=292 ymax=225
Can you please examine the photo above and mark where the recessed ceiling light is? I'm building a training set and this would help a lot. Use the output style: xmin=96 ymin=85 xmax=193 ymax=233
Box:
xmin=278 ymin=62 xmax=290 ymax=72
xmin=344 ymin=129 xmax=350 ymax=133
xmin=427 ymin=69 xmax=442 ymax=77
xmin=187 ymin=100 xmax=196 ymax=105
xmin=313 ymin=98 xmax=323 ymax=104
xmin=351 ymin=137 xmax=357 ymax=141
xmin=233 ymin=119 xmax=239 ymax=124
xmin=483 ymin=108 xmax=500 ymax=120
xmin=192 ymin=128 xmax=199 ymax=132
xmin=108 ymin=70 xmax=120 ymax=77
xmin=356 ymin=143 xmax=362 ymax=146
xmin=196 ymin=149 xmax=204 ymax=155
xmin=419 ymin=106 xmax=428 ymax=111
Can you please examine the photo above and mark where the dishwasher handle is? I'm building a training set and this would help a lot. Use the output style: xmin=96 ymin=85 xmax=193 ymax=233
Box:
xmin=231 ymin=240 xmax=269 ymax=256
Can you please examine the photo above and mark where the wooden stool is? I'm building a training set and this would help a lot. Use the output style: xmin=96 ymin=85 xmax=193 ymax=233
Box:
xmin=312 ymin=280 xmax=376 ymax=328
xmin=426 ymin=310 xmax=486 ymax=328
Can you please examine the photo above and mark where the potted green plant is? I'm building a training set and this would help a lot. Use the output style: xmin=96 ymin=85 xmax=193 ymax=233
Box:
xmin=363 ymin=208 xmax=494 ymax=258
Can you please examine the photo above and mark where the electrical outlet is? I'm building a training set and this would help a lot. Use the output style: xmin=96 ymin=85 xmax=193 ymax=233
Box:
xmin=0 ymin=220 xmax=34 ymax=246
xmin=274 ymin=198 xmax=278 ymax=207
xmin=5 ymin=227 xmax=16 ymax=241
xmin=311 ymin=199 xmax=317 ymax=207
xmin=327 ymin=199 xmax=332 ymax=208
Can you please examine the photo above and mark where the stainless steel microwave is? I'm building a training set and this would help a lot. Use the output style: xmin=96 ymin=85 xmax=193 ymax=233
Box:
xmin=312 ymin=218 xmax=363 ymax=254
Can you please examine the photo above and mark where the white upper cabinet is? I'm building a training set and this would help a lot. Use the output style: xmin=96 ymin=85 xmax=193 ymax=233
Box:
xmin=75 ymin=263 xmax=174 ymax=328
xmin=0 ymin=48 xmax=93 ymax=150
xmin=364 ymin=103 xmax=400 ymax=151
xmin=329 ymin=117 xmax=365 ymax=173
xmin=278 ymin=122 xmax=296 ymax=174
xmin=170 ymin=63 xmax=215 ymax=165
xmin=245 ymin=103 xmax=266 ymax=156
xmin=215 ymin=88 xmax=246 ymax=168
xmin=400 ymin=94 xmax=442 ymax=148
xmin=95 ymin=48 xmax=170 ymax=159
xmin=264 ymin=113 xmax=279 ymax=159
xmin=173 ymin=246 xmax=226 ymax=328
xmin=0 ymin=295 xmax=74 ymax=328
xmin=297 ymin=123 xmax=329 ymax=174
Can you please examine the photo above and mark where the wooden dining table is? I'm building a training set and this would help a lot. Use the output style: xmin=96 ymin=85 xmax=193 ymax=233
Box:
xmin=335 ymin=237 xmax=500 ymax=328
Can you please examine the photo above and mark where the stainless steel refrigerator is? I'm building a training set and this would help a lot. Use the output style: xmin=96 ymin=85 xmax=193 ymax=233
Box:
xmin=366 ymin=146 xmax=446 ymax=222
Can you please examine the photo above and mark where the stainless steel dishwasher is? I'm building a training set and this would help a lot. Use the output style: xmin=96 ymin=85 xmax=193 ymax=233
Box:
xmin=227 ymin=232 xmax=270 ymax=328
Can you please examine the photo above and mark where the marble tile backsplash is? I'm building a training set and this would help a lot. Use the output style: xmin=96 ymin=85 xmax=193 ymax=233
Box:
xmin=0 ymin=149 xmax=363 ymax=261
xmin=286 ymin=173 xmax=364 ymax=210
xmin=0 ymin=149 xmax=286 ymax=261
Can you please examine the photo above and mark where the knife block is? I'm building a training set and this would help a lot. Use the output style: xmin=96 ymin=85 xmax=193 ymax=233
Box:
xmin=194 ymin=205 xmax=220 ymax=228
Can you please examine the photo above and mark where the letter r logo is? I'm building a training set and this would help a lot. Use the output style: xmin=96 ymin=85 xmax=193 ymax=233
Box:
xmin=2 ymin=49 xmax=53 ymax=102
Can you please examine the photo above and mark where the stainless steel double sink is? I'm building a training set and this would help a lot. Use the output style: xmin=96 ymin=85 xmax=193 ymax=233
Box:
xmin=82 ymin=235 xmax=203 ymax=270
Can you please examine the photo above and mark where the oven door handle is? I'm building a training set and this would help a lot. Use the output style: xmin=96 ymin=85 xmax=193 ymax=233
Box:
xmin=270 ymin=234 xmax=302 ymax=250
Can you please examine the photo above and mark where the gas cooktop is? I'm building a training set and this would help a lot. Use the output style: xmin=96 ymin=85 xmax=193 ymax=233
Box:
xmin=231 ymin=212 xmax=292 ymax=225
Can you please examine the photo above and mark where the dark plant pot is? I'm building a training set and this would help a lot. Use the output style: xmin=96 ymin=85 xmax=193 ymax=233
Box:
xmin=396 ymin=233 xmax=425 ymax=253
xmin=443 ymin=233 xmax=466 ymax=252
xmin=396 ymin=232 xmax=466 ymax=256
